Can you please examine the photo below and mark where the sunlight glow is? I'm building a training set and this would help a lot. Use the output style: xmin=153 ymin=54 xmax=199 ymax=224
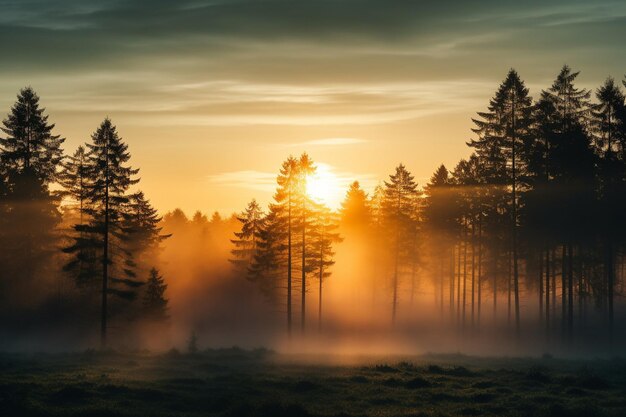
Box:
xmin=306 ymin=163 xmax=345 ymax=210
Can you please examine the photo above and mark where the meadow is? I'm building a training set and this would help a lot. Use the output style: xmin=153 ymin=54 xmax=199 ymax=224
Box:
xmin=1 ymin=349 xmax=625 ymax=417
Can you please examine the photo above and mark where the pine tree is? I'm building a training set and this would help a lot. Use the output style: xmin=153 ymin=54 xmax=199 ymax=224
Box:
xmin=382 ymin=164 xmax=419 ymax=324
xmin=0 ymin=87 xmax=64 ymax=183
xmin=143 ymin=267 xmax=169 ymax=321
xmin=65 ymin=118 xmax=141 ymax=347
xmin=469 ymin=69 xmax=533 ymax=335
xmin=230 ymin=199 xmax=264 ymax=273
xmin=273 ymin=156 xmax=300 ymax=336
xmin=125 ymin=191 xmax=168 ymax=272
xmin=340 ymin=181 xmax=371 ymax=230
xmin=309 ymin=203 xmax=341 ymax=332
xmin=0 ymin=87 xmax=63 ymax=302
xmin=249 ymin=203 xmax=288 ymax=305
xmin=298 ymin=153 xmax=316 ymax=333
xmin=593 ymin=77 xmax=626 ymax=344
xmin=59 ymin=146 xmax=97 ymax=287
xmin=544 ymin=65 xmax=593 ymax=130
xmin=423 ymin=165 xmax=456 ymax=319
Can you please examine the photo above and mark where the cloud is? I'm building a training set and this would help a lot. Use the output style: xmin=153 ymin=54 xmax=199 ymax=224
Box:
xmin=206 ymin=170 xmax=276 ymax=192
xmin=293 ymin=138 xmax=367 ymax=147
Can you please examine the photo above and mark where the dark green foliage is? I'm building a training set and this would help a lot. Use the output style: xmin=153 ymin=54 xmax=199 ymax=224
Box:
xmin=142 ymin=268 xmax=168 ymax=321
xmin=0 ymin=87 xmax=63 ymax=310
xmin=0 ymin=87 xmax=64 ymax=183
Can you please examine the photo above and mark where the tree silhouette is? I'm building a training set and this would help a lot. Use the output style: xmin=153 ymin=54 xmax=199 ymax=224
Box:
xmin=309 ymin=203 xmax=341 ymax=332
xmin=143 ymin=267 xmax=169 ymax=321
xmin=469 ymin=69 xmax=533 ymax=335
xmin=65 ymin=118 xmax=141 ymax=347
xmin=298 ymin=153 xmax=316 ymax=333
xmin=382 ymin=164 xmax=419 ymax=325
xmin=0 ymin=87 xmax=63 ymax=307
xmin=230 ymin=199 xmax=264 ymax=274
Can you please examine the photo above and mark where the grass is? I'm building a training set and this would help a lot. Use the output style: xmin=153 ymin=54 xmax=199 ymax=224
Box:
xmin=1 ymin=349 xmax=626 ymax=416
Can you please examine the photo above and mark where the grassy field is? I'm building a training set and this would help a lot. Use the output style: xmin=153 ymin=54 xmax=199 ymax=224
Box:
xmin=1 ymin=348 xmax=626 ymax=417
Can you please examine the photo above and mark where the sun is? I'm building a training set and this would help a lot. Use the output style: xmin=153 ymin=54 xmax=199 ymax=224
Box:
xmin=305 ymin=163 xmax=344 ymax=210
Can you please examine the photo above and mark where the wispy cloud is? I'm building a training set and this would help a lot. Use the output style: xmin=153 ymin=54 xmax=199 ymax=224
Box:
xmin=206 ymin=170 xmax=276 ymax=192
xmin=285 ymin=138 xmax=367 ymax=147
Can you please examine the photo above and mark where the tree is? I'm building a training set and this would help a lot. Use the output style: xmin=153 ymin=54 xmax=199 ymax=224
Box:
xmin=382 ymin=164 xmax=419 ymax=325
xmin=298 ymin=153 xmax=316 ymax=333
xmin=125 ymin=191 xmax=169 ymax=274
xmin=340 ymin=181 xmax=371 ymax=230
xmin=469 ymin=69 xmax=533 ymax=335
xmin=60 ymin=146 xmax=99 ymax=287
xmin=143 ymin=267 xmax=169 ymax=321
xmin=593 ymin=77 xmax=626 ymax=344
xmin=309 ymin=203 xmax=341 ymax=332
xmin=0 ymin=87 xmax=63 ymax=304
xmin=273 ymin=156 xmax=300 ymax=336
xmin=65 ymin=118 xmax=141 ymax=347
xmin=249 ymin=203 xmax=288 ymax=305
xmin=230 ymin=199 xmax=264 ymax=274
xmin=0 ymin=87 xmax=64 ymax=183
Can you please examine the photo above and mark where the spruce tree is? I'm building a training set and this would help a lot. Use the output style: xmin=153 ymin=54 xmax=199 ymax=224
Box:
xmin=249 ymin=204 xmax=289 ymax=305
xmin=230 ymin=199 xmax=264 ymax=273
xmin=273 ymin=156 xmax=300 ymax=336
xmin=308 ymin=203 xmax=341 ymax=332
xmin=340 ymin=181 xmax=371 ymax=230
xmin=298 ymin=153 xmax=316 ymax=333
xmin=67 ymin=118 xmax=140 ymax=347
xmin=0 ymin=87 xmax=64 ymax=183
xmin=593 ymin=77 xmax=626 ymax=344
xmin=0 ymin=87 xmax=63 ymax=302
xmin=143 ymin=267 xmax=169 ymax=321
xmin=469 ymin=69 xmax=533 ymax=335
xmin=382 ymin=164 xmax=419 ymax=324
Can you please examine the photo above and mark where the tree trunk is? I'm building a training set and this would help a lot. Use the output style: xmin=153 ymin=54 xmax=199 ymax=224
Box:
xmin=301 ymin=198 xmax=306 ymax=334
xmin=287 ymin=189 xmax=292 ymax=338
xmin=477 ymin=216 xmax=482 ymax=330
xmin=561 ymin=244 xmax=567 ymax=339
xmin=567 ymin=242 xmax=574 ymax=342
xmin=462 ymin=220 xmax=467 ymax=331
xmin=450 ymin=246 xmax=455 ymax=320
xmin=539 ymin=249 xmax=544 ymax=324
xmin=100 ymin=137 xmax=110 ymax=349
xmin=545 ymin=248 xmax=551 ymax=342
xmin=471 ymin=218 xmax=476 ymax=331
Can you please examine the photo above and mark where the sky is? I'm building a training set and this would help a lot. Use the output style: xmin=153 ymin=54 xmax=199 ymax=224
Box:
xmin=1 ymin=0 xmax=626 ymax=214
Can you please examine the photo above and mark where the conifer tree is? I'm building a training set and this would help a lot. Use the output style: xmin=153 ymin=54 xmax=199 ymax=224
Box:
xmin=65 ymin=118 xmax=141 ymax=347
xmin=249 ymin=204 xmax=288 ymax=305
xmin=230 ymin=199 xmax=264 ymax=273
xmin=309 ymin=203 xmax=341 ymax=332
xmin=382 ymin=164 xmax=419 ymax=324
xmin=469 ymin=69 xmax=533 ymax=335
xmin=125 ymin=191 xmax=168 ymax=274
xmin=593 ymin=77 xmax=626 ymax=344
xmin=0 ymin=87 xmax=64 ymax=183
xmin=298 ymin=153 xmax=316 ymax=333
xmin=273 ymin=156 xmax=300 ymax=336
xmin=0 ymin=87 xmax=63 ymax=299
xmin=340 ymin=181 xmax=371 ymax=230
xmin=143 ymin=267 xmax=168 ymax=321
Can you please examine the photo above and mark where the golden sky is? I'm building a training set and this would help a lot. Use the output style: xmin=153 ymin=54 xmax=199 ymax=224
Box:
xmin=1 ymin=0 xmax=625 ymax=214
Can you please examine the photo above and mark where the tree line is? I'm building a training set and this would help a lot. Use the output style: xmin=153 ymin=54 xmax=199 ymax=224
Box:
xmin=0 ymin=88 xmax=169 ymax=347
xmin=231 ymin=66 xmax=626 ymax=348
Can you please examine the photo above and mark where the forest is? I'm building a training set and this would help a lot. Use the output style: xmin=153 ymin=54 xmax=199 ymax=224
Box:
xmin=1 ymin=65 xmax=626 ymax=355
